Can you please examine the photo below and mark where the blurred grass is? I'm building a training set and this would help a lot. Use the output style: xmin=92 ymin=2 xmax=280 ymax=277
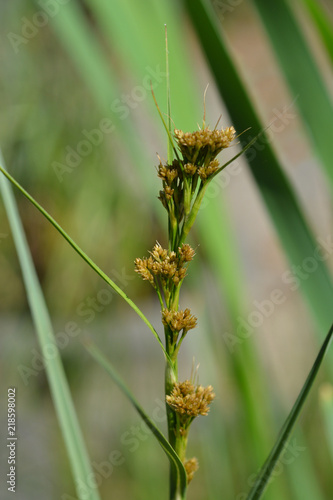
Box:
xmin=0 ymin=152 xmax=101 ymax=500
xmin=252 ymin=0 xmax=333 ymax=191
xmin=300 ymin=0 xmax=333 ymax=63
xmin=0 ymin=0 xmax=333 ymax=499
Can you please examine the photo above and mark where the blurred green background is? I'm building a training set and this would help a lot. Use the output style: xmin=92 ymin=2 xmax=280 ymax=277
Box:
xmin=1 ymin=0 xmax=333 ymax=499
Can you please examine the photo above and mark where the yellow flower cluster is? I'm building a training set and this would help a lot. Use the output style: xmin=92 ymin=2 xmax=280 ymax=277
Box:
xmin=158 ymin=159 xmax=180 ymax=184
xmin=134 ymin=243 xmax=195 ymax=288
xmin=166 ymin=380 xmax=215 ymax=419
xmin=174 ymin=126 xmax=236 ymax=164
xmin=158 ymin=125 xmax=236 ymax=218
xmin=184 ymin=457 xmax=199 ymax=483
xmin=162 ymin=308 xmax=197 ymax=334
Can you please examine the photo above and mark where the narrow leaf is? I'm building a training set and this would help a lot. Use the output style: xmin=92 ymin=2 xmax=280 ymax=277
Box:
xmin=84 ymin=340 xmax=188 ymax=497
xmin=0 ymin=152 xmax=101 ymax=500
xmin=300 ymin=0 xmax=333 ymax=64
xmin=246 ymin=323 xmax=333 ymax=500
xmin=209 ymin=128 xmax=267 ymax=182
xmin=151 ymin=86 xmax=179 ymax=162
xmin=252 ymin=0 xmax=333 ymax=189
xmin=0 ymin=165 xmax=171 ymax=365
xmin=184 ymin=0 xmax=333 ymax=336
xmin=319 ymin=383 xmax=333 ymax=467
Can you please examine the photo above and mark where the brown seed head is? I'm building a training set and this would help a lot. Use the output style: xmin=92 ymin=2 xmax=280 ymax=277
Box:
xmin=174 ymin=126 xmax=236 ymax=164
xmin=183 ymin=163 xmax=197 ymax=176
xmin=184 ymin=457 xmax=199 ymax=483
xmin=160 ymin=259 xmax=178 ymax=278
xmin=134 ymin=258 xmax=155 ymax=286
xmin=166 ymin=380 xmax=215 ymax=418
xmin=164 ymin=185 xmax=174 ymax=200
xmin=197 ymin=159 xmax=220 ymax=181
xmin=162 ymin=308 xmax=197 ymax=333
xmin=157 ymin=160 xmax=181 ymax=184
xmin=150 ymin=242 xmax=168 ymax=261
xmin=178 ymin=244 xmax=195 ymax=263
xmin=136 ymin=245 xmax=192 ymax=288
xmin=172 ymin=267 xmax=186 ymax=285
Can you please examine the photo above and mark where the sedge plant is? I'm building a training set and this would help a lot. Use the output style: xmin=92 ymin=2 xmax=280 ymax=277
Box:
xmin=1 ymin=30 xmax=333 ymax=500
xmin=134 ymin=98 xmax=242 ymax=497
xmin=0 ymin=97 xmax=255 ymax=499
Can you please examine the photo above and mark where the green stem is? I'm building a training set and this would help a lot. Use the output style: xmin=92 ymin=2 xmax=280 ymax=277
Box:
xmin=173 ymin=331 xmax=187 ymax=359
xmin=170 ymin=422 xmax=189 ymax=499
xmin=164 ymin=322 xmax=183 ymax=499
xmin=170 ymin=284 xmax=181 ymax=311
xmin=175 ymin=431 xmax=188 ymax=463
xmin=168 ymin=200 xmax=178 ymax=251
xmin=178 ymin=184 xmax=208 ymax=247
xmin=183 ymin=177 xmax=192 ymax=218
xmin=155 ymin=280 xmax=165 ymax=309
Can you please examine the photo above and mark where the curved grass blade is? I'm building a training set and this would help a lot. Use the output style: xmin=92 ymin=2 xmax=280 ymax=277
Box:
xmin=0 ymin=152 xmax=101 ymax=500
xmin=40 ymin=0 xmax=160 ymax=195
xmin=0 ymin=165 xmax=171 ymax=365
xmin=246 ymin=322 xmax=333 ymax=500
xmin=37 ymin=0 xmax=114 ymax=113
xmin=300 ymin=0 xmax=333 ymax=64
xmin=184 ymin=0 xmax=333 ymax=335
xmin=84 ymin=340 xmax=188 ymax=498
xmin=252 ymin=0 xmax=333 ymax=189
xmin=319 ymin=383 xmax=333 ymax=467
xmin=151 ymin=86 xmax=180 ymax=162
xmin=209 ymin=128 xmax=266 ymax=181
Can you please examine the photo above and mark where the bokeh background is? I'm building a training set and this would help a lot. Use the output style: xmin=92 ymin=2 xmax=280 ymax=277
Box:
xmin=1 ymin=0 xmax=333 ymax=499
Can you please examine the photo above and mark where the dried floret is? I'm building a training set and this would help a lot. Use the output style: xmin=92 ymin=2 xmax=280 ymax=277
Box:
xmin=174 ymin=126 xmax=236 ymax=164
xmin=178 ymin=244 xmax=195 ymax=264
xmin=162 ymin=308 xmax=197 ymax=334
xmin=184 ymin=457 xmax=199 ymax=483
xmin=166 ymin=380 xmax=215 ymax=418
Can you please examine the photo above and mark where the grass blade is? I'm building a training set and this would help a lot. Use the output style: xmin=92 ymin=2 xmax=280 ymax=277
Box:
xmin=184 ymin=0 xmax=333 ymax=335
xmin=319 ymin=383 xmax=333 ymax=467
xmin=0 ymin=165 xmax=171 ymax=364
xmin=246 ymin=322 xmax=333 ymax=500
xmin=252 ymin=0 xmax=333 ymax=189
xmin=0 ymin=151 xmax=101 ymax=500
xmin=40 ymin=0 xmax=160 ymax=196
xmin=84 ymin=340 xmax=188 ymax=498
xmin=37 ymin=0 xmax=114 ymax=112
xmin=300 ymin=0 xmax=333 ymax=64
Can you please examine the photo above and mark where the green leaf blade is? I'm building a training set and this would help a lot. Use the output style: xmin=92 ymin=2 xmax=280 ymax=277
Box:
xmin=246 ymin=323 xmax=333 ymax=500
xmin=0 ymin=151 xmax=101 ymax=500
xmin=184 ymin=0 xmax=333 ymax=336
xmin=252 ymin=0 xmax=333 ymax=188
xmin=85 ymin=341 xmax=188 ymax=498
xmin=0 ymin=164 xmax=171 ymax=365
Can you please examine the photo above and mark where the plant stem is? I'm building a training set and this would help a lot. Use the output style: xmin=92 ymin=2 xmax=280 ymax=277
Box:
xmin=165 ymin=356 xmax=180 ymax=499
xmin=179 ymin=185 xmax=207 ymax=247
